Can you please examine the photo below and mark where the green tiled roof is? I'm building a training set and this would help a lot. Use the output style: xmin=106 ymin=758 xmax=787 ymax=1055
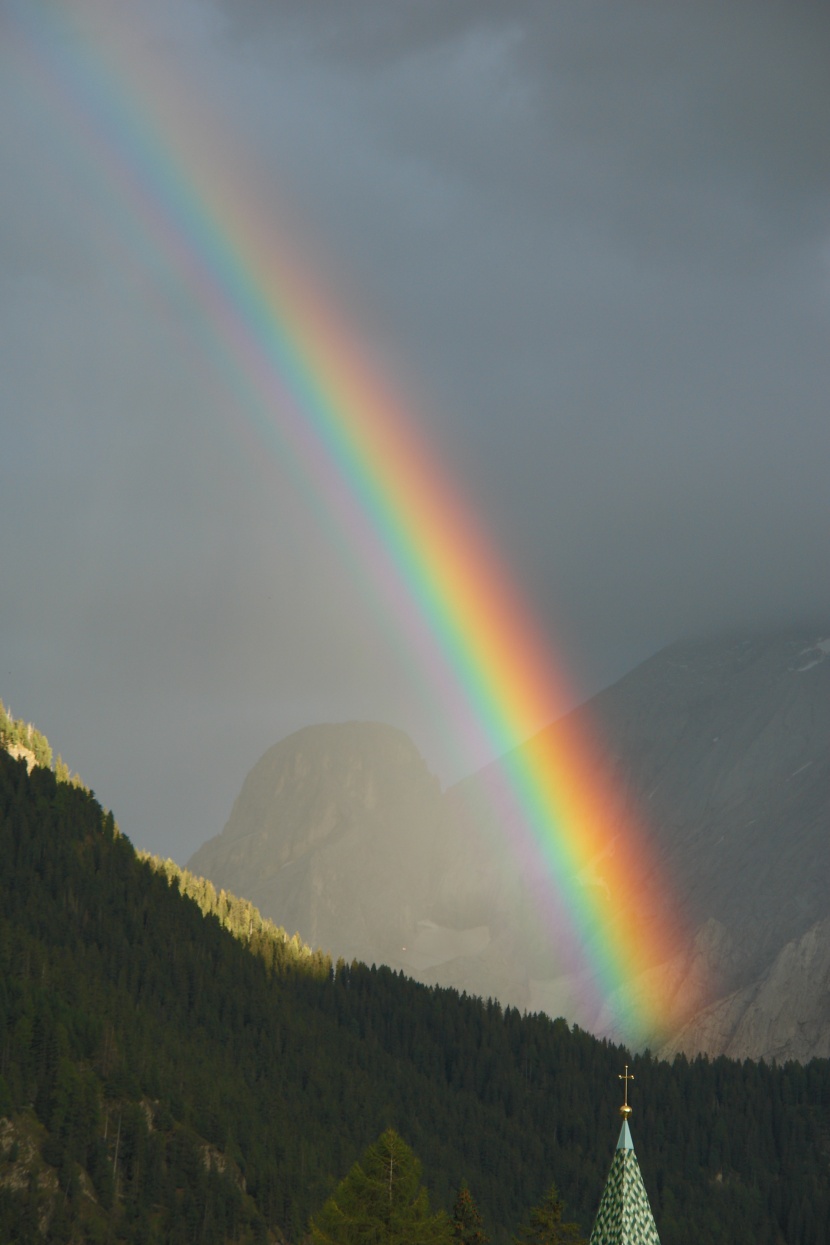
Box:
xmin=589 ymin=1122 xmax=661 ymax=1245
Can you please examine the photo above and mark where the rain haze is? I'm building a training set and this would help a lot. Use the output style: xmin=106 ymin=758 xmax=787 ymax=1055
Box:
xmin=2 ymin=0 xmax=829 ymax=861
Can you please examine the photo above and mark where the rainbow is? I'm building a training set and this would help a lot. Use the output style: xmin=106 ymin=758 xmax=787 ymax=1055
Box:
xmin=11 ymin=2 xmax=697 ymax=1043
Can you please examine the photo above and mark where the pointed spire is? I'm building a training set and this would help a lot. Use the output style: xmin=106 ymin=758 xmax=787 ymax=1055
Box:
xmin=588 ymin=1067 xmax=660 ymax=1245
xmin=616 ymin=1119 xmax=634 ymax=1152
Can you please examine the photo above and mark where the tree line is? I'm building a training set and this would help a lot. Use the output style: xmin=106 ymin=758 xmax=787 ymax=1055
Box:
xmin=0 ymin=747 xmax=828 ymax=1244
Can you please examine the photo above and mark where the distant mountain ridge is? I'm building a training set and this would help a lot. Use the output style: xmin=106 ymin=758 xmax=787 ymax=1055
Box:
xmin=188 ymin=629 xmax=830 ymax=1061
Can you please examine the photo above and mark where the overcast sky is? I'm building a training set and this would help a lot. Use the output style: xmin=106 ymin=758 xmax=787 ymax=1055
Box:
xmin=2 ymin=0 xmax=829 ymax=861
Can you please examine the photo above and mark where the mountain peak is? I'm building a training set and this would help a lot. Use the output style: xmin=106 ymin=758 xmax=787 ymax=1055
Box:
xmin=187 ymin=721 xmax=448 ymax=962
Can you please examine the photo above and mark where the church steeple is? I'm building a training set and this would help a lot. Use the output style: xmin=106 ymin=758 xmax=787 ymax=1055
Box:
xmin=588 ymin=1067 xmax=661 ymax=1245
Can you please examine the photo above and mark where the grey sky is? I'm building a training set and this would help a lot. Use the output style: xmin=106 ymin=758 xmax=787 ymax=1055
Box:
xmin=2 ymin=0 xmax=829 ymax=860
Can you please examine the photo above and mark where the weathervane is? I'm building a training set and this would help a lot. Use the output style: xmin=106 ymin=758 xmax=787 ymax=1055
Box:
xmin=619 ymin=1064 xmax=634 ymax=1118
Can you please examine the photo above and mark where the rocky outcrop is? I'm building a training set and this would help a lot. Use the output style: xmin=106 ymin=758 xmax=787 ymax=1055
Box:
xmin=4 ymin=744 xmax=36 ymax=773
xmin=660 ymin=915 xmax=830 ymax=1062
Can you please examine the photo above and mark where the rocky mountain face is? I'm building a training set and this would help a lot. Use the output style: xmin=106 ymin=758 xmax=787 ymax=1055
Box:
xmin=588 ymin=630 xmax=830 ymax=1059
xmin=187 ymin=629 xmax=830 ymax=1061
xmin=187 ymin=722 xmax=455 ymax=969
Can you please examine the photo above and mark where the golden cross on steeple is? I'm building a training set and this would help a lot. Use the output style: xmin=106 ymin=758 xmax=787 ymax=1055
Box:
xmin=618 ymin=1064 xmax=634 ymax=1118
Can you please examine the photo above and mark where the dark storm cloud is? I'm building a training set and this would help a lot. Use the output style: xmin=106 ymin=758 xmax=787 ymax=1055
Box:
xmin=2 ymin=0 xmax=829 ymax=857
xmin=225 ymin=1 xmax=830 ymax=218
xmin=221 ymin=1 xmax=830 ymax=650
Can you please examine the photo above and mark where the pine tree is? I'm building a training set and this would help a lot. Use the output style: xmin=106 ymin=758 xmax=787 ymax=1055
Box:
xmin=513 ymin=1184 xmax=585 ymax=1245
xmin=311 ymin=1128 xmax=451 ymax=1245
xmin=452 ymin=1181 xmax=489 ymax=1245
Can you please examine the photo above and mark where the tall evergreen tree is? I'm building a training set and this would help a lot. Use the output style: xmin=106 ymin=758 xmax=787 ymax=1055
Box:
xmin=453 ymin=1181 xmax=489 ymax=1245
xmin=311 ymin=1128 xmax=451 ymax=1245
xmin=513 ymin=1184 xmax=585 ymax=1245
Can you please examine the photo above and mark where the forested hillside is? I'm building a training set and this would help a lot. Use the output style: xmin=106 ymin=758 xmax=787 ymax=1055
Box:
xmin=1 ymin=748 xmax=829 ymax=1245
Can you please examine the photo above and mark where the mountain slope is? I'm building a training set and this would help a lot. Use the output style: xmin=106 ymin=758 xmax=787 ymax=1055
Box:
xmin=661 ymin=914 xmax=830 ymax=1063
xmin=190 ymin=629 xmax=830 ymax=1059
xmin=578 ymin=631 xmax=830 ymax=985
xmin=555 ymin=630 xmax=830 ymax=1055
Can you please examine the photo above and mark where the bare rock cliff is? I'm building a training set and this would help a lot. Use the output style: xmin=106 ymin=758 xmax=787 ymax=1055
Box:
xmin=660 ymin=915 xmax=830 ymax=1062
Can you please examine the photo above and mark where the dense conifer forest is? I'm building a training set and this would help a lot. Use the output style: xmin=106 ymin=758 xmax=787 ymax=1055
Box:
xmin=1 ymin=745 xmax=829 ymax=1244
